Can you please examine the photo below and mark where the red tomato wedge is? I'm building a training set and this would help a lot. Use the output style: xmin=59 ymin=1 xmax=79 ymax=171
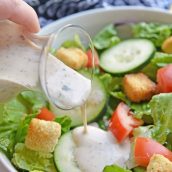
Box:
xmin=134 ymin=137 xmax=172 ymax=167
xmin=36 ymin=107 xmax=56 ymax=121
xmin=86 ymin=49 xmax=99 ymax=67
xmin=157 ymin=64 xmax=172 ymax=93
xmin=109 ymin=102 xmax=143 ymax=143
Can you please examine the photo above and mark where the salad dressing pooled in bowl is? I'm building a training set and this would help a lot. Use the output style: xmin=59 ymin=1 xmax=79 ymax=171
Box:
xmin=72 ymin=126 xmax=131 ymax=172
xmin=0 ymin=20 xmax=93 ymax=110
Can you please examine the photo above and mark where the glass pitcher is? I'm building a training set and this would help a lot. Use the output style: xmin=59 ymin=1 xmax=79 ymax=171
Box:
xmin=0 ymin=20 xmax=94 ymax=110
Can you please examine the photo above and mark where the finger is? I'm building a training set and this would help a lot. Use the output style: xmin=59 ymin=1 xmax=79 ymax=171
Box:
xmin=0 ymin=0 xmax=14 ymax=19
xmin=10 ymin=0 xmax=40 ymax=33
xmin=0 ymin=0 xmax=40 ymax=33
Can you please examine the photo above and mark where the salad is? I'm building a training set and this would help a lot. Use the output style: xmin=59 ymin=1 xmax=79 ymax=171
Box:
xmin=1 ymin=22 xmax=172 ymax=172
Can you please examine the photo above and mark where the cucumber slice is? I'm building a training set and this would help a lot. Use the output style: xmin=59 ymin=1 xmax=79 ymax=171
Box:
xmin=50 ymin=70 xmax=107 ymax=127
xmin=100 ymin=39 xmax=155 ymax=74
xmin=54 ymin=132 xmax=81 ymax=172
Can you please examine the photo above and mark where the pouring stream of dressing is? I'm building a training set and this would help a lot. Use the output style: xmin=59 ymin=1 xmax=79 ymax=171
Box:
xmin=81 ymin=103 xmax=88 ymax=133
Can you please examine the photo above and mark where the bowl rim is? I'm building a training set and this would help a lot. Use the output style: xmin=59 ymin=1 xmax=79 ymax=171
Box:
xmin=40 ymin=6 xmax=170 ymax=34
xmin=0 ymin=152 xmax=17 ymax=172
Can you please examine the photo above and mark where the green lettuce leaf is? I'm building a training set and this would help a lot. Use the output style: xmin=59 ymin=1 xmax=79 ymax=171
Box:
xmin=149 ymin=93 xmax=172 ymax=144
xmin=49 ymin=47 xmax=56 ymax=56
xmin=152 ymin=52 xmax=172 ymax=67
xmin=110 ymin=91 xmax=130 ymax=104
xmin=110 ymin=91 xmax=150 ymax=119
xmin=132 ymin=22 xmax=172 ymax=47
xmin=130 ymin=103 xmax=151 ymax=119
xmin=0 ymin=90 xmax=48 ymax=157
xmin=62 ymin=34 xmax=86 ymax=51
xmin=132 ymin=93 xmax=172 ymax=145
xmin=97 ymin=74 xmax=123 ymax=130
xmin=166 ymin=133 xmax=172 ymax=151
xmin=15 ymin=114 xmax=36 ymax=144
xmin=93 ymin=24 xmax=120 ymax=50
xmin=12 ymin=143 xmax=56 ymax=172
xmin=20 ymin=90 xmax=48 ymax=114
xmin=0 ymin=96 xmax=28 ymax=155
xmin=103 ymin=165 xmax=131 ymax=172
xmin=98 ymin=105 xmax=114 ymax=130
xmin=133 ymin=126 xmax=154 ymax=139
xmin=141 ymin=63 xmax=158 ymax=81
xmin=132 ymin=167 xmax=146 ymax=172
xmin=54 ymin=116 xmax=72 ymax=134
xmin=141 ymin=52 xmax=172 ymax=81
xmin=100 ymin=74 xmax=122 ymax=93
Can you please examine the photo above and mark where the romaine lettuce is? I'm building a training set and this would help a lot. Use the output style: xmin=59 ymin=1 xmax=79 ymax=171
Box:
xmin=132 ymin=167 xmax=146 ymax=172
xmin=62 ymin=34 xmax=86 ymax=51
xmin=133 ymin=22 xmax=172 ymax=47
xmin=103 ymin=164 xmax=131 ymax=172
xmin=93 ymin=24 xmax=120 ymax=50
xmin=110 ymin=91 xmax=151 ymax=119
xmin=142 ymin=52 xmax=172 ymax=80
xmin=149 ymin=93 xmax=172 ymax=144
xmin=0 ymin=96 xmax=28 ymax=155
xmin=152 ymin=52 xmax=172 ymax=67
xmin=0 ymin=90 xmax=48 ymax=156
xmin=54 ymin=116 xmax=71 ymax=134
xmin=166 ymin=133 xmax=172 ymax=151
xmin=12 ymin=143 xmax=56 ymax=172
xmin=133 ymin=126 xmax=154 ymax=139
xmin=15 ymin=114 xmax=36 ymax=144
xmin=101 ymin=75 xmax=122 ymax=92
xmin=20 ymin=90 xmax=48 ymax=113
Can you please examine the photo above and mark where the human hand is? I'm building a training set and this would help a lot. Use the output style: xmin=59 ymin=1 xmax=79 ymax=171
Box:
xmin=0 ymin=0 xmax=40 ymax=33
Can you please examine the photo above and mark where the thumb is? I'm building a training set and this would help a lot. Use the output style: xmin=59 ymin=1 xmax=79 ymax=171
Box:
xmin=0 ymin=0 xmax=40 ymax=33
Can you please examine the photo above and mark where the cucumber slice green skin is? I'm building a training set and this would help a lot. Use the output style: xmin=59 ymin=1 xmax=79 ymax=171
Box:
xmin=50 ymin=70 xmax=107 ymax=127
xmin=100 ymin=39 xmax=155 ymax=75
xmin=54 ymin=132 xmax=81 ymax=172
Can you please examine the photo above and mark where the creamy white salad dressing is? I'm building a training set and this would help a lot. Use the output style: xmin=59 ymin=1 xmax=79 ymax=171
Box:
xmin=46 ymin=54 xmax=91 ymax=109
xmin=0 ymin=20 xmax=41 ymax=88
xmin=0 ymin=20 xmax=91 ymax=109
xmin=72 ymin=126 xmax=131 ymax=172
xmin=81 ymin=104 xmax=88 ymax=133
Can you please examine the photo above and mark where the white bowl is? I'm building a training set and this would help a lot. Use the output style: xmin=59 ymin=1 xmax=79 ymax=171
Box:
xmin=1 ymin=6 xmax=172 ymax=171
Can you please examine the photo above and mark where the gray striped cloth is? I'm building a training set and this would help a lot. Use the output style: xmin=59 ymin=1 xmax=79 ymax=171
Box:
xmin=25 ymin=0 xmax=172 ymax=27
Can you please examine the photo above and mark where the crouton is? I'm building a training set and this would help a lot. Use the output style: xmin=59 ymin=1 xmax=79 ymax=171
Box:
xmin=147 ymin=154 xmax=172 ymax=172
xmin=56 ymin=47 xmax=88 ymax=70
xmin=25 ymin=118 xmax=61 ymax=153
xmin=123 ymin=73 xmax=156 ymax=102
xmin=162 ymin=36 xmax=172 ymax=54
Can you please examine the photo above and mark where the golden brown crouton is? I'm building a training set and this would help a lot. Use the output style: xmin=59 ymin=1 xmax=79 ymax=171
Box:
xmin=162 ymin=36 xmax=172 ymax=54
xmin=25 ymin=118 xmax=61 ymax=153
xmin=56 ymin=47 xmax=88 ymax=70
xmin=147 ymin=154 xmax=172 ymax=172
xmin=123 ymin=73 xmax=156 ymax=102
